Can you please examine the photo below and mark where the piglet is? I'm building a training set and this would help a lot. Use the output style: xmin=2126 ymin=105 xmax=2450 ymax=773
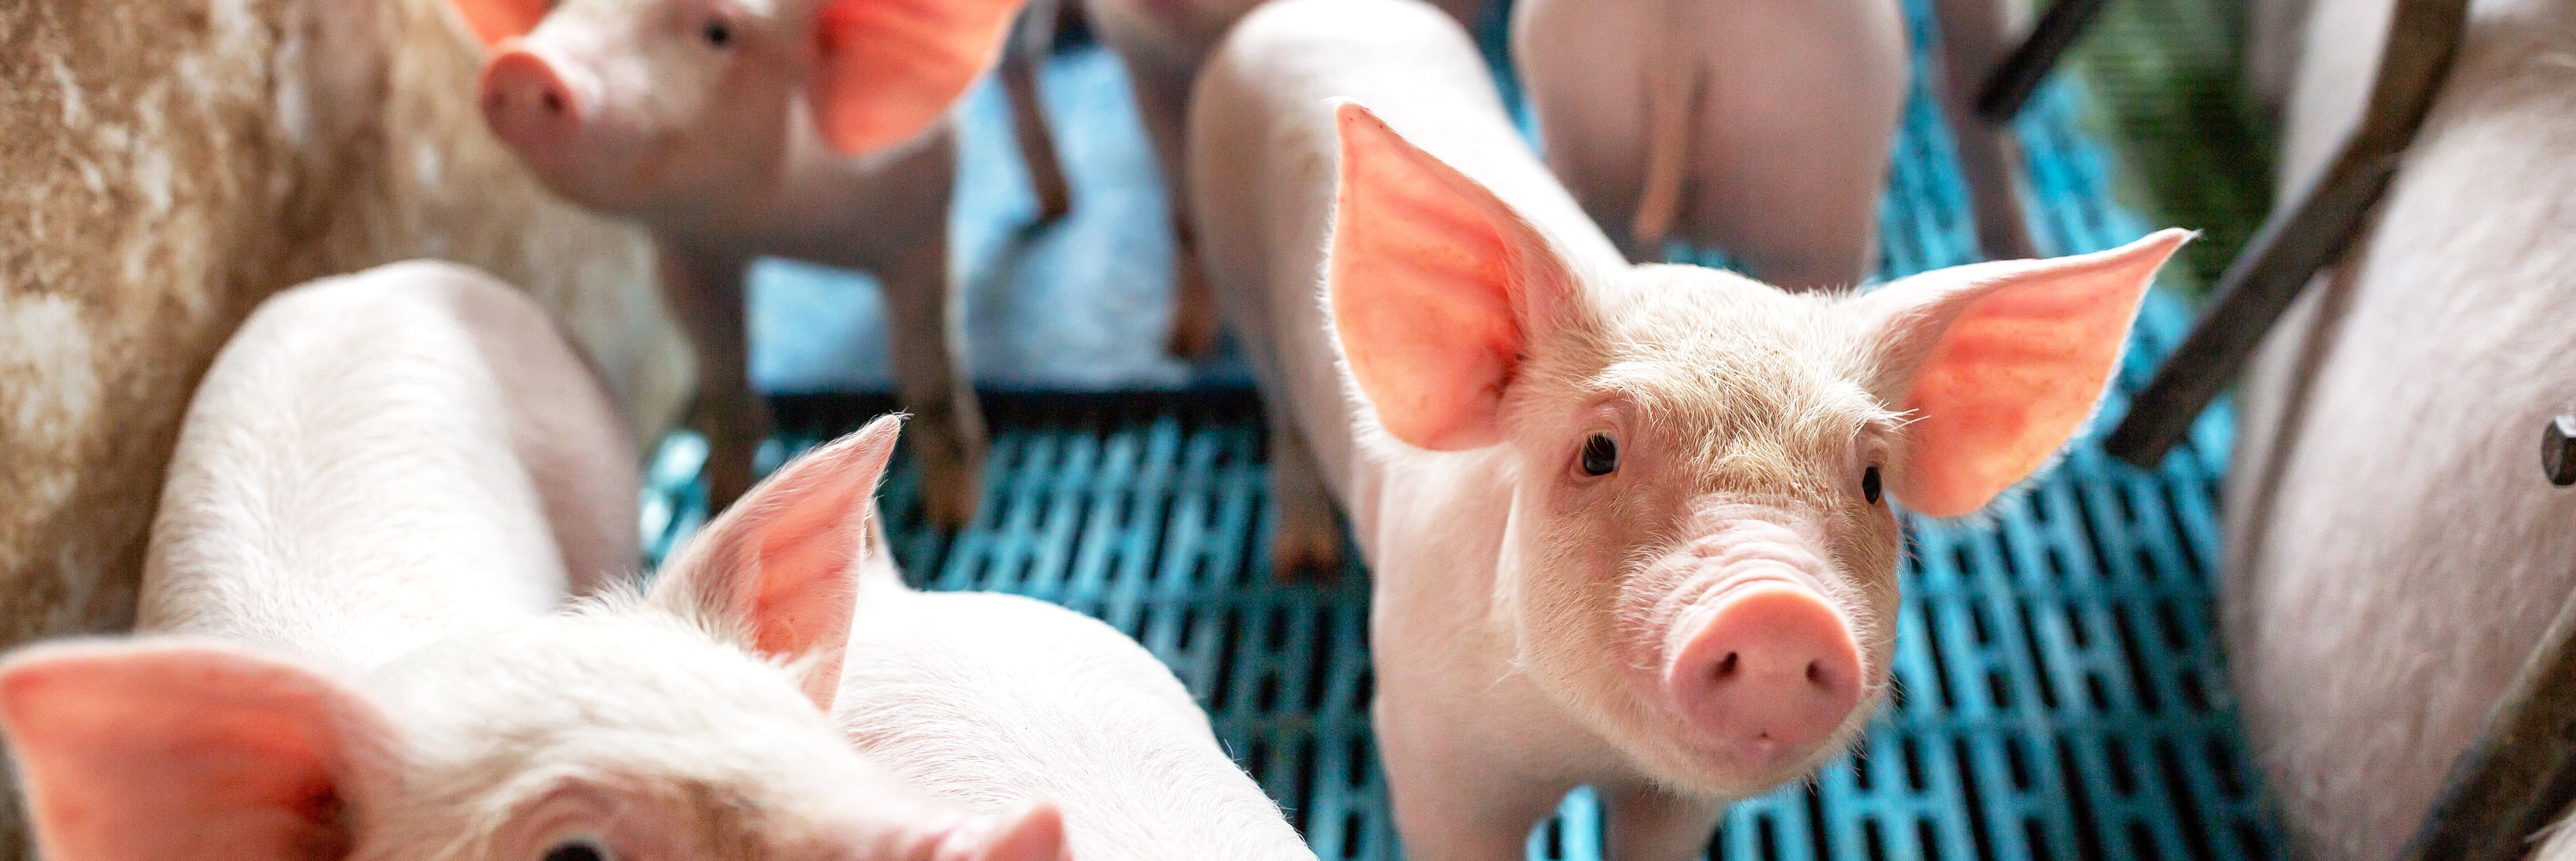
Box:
xmin=659 ymin=428 xmax=1320 ymax=860
xmin=449 ymin=0 xmax=1026 ymax=525
xmin=1511 ymin=0 xmax=2039 ymax=282
xmin=0 ymin=263 xmax=1063 ymax=861
xmin=1187 ymin=0 xmax=2184 ymax=856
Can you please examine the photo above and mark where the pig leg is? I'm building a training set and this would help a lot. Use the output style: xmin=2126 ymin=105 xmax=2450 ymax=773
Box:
xmin=1932 ymin=0 xmax=2042 ymax=261
xmin=660 ymin=246 xmax=765 ymax=512
xmin=1124 ymin=65 xmax=1220 ymax=360
xmin=1377 ymin=739 xmax=1564 ymax=861
xmin=1265 ymin=405 xmax=1340 ymax=581
xmin=877 ymin=191 xmax=990 ymax=530
xmin=1601 ymin=783 xmax=1726 ymax=861
xmin=1005 ymin=0 xmax=1073 ymax=223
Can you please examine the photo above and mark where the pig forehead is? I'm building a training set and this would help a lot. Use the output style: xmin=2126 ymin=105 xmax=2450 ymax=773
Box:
xmin=1570 ymin=266 xmax=1890 ymax=428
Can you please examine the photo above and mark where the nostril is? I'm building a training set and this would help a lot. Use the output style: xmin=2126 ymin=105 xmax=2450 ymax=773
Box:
xmin=1806 ymin=661 xmax=1823 ymax=685
xmin=539 ymin=89 xmax=564 ymax=116
xmin=1716 ymin=652 xmax=1737 ymax=680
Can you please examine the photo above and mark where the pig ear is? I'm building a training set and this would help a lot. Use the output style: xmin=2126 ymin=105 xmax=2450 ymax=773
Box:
xmin=0 ymin=641 xmax=388 ymax=861
xmin=808 ymin=0 xmax=1028 ymax=154
xmin=445 ymin=0 xmax=550 ymax=48
xmin=932 ymin=800 xmax=1070 ymax=861
xmin=1862 ymin=229 xmax=2191 ymax=517
xmin=1327 ymin=100 xmax=1582 ymax=451
xmin=652 ymin=414 xmax=905 ymax=709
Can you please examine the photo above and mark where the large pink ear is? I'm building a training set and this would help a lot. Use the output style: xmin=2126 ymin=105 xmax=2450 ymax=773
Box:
xmin=809 ymin=0 xmax=1028 ymax=154
xmin=1327 ymin=100 xmax=1582 ymax=451
xmin=651 ymin=414 xmax=904 ymax=709
xmin=0 ymin=641 xmax=390 ymax=861
xmin=932 ymin=800 xmax=1070 ymax=861
xmin=1863 ymin=229 xmax=2191 ymax=517
xmin=444 ymin=0 xmax=550 ymax=48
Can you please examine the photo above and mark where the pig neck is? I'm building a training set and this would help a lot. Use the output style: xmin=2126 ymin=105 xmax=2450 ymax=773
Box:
xmin=638 ymin=98 xmax=952 ymax=270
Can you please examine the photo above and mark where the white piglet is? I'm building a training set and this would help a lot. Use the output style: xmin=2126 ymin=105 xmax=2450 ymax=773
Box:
xmin=656 ymin=426 xmax=1320 ymax=860
xmin=451 ymin=0 xmax=1027 ymax=523
xmin=1187 ymin=1 xmax=2185 ymax=858
xmin=1511 ymin=0 xmax=2039 ymax=281
xmin=0 ymin=264 xmax=1063 ymax=861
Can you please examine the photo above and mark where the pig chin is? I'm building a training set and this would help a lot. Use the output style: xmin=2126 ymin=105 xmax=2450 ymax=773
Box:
xmin=1613 ymin=515 xmax=1876 ymax=793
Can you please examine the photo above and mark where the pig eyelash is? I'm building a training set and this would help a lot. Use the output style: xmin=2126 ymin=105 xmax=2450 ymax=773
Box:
xmin=1578 ymin=433 xmax=1619 ymax=477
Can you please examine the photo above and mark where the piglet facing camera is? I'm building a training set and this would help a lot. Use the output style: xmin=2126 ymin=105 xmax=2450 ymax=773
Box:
xmin=0 ymin=267 xmax=1063 ymax=861
xmin=1184 ymin=4 xmax=2186 ymax=847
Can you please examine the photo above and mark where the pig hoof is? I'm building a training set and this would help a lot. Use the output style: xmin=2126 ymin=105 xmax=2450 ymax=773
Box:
xmin=1035 ymin=185 xmax=1072 ymax=223
xmin=1165 ymin=262 xmax=1221 ymax=360
xmin=1269 ymin=521 xmax=1342 ymax=584
xmin=920 ymin=461 xmax=985 ymax=530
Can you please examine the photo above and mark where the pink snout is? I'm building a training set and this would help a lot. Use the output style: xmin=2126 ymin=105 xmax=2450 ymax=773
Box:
xmin=1664 ymin=578 xmax=1863 ymax=762
xmin=478 ymin=48 xmax=582 ymax=155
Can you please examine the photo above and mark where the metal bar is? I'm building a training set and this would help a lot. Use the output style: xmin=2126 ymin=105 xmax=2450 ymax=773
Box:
xmin=1974 ymin=0 xmax=2112 ymax=123
xmin=2401 ymin=514 xmax=2576 ymax=861
xmin=2100 ymin=0 xmax=2471 ymax=468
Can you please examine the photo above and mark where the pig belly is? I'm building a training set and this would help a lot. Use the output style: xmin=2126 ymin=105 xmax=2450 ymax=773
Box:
xmin=2222 ymin=0 xmax=2576 ymax=852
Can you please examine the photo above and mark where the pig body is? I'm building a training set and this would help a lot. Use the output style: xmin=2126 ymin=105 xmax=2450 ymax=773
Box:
xmin=1076 ymin=0 xmax=1484 ymax=358
xmin=1 ymin=263 xmax=1065 ymax=861
xmin=1509 ymin=0 xmax=2037 ymax=283
xmin=1188 ymin=1 xmax=2182 ymax=858
xmin=2221 ymin=0 xmax=2576 ymax=854
xmin=827 ymin=531 xmax=1317 ymax=860
xmin=466 ymin=0 xmax=1029 ymax=523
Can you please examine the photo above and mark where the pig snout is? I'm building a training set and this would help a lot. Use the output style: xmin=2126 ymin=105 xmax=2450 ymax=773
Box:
xmin=479 ymin=46 xmax=585 ymax=156
xmin=1648 ymin=514 xmax=1864 ymax=766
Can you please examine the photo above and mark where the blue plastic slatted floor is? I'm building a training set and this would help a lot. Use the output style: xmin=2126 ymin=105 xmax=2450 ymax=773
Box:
xmin=645 ymin=0 xmax=2278 ymax=857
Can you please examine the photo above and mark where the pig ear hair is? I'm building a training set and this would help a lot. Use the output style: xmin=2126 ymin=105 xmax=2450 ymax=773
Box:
xmin=1864 ymin=229 xmax=2191 ymax=517
xmin=932 ymin=799 xmax=1071 ymax=861
xmin=808 ymin=0 xmax=1028 ymax=154
xmin=651 ymin=413 xmax=906 ymax=710
xmin=1326 ymin=99 xmax=1582 ymax=452
xmin=0 ymin=640 xmax=389 ymax=861
xmin=445 ymin=0 xmax=550 ymax=48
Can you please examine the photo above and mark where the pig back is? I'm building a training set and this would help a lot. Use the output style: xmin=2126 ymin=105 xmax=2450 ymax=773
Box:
xmin=2221 ymin=0 xmax=2576 ymax=853
xmin=839 ymin=589 xmax=1317 ymax=861
xmin=140 ymin=262 xmax=612 ymax=670
xmin=1187 ymin=0 xmax=1620 ymax=521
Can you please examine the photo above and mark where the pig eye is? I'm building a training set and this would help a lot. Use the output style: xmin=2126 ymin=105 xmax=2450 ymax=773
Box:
xmin=1862 ymin=464 xmax=1883 ymax=505
xmin=541 ymin=838 xmax=611 ymax=861
xmin=701 ymin=20 xmax=733 ymax=48
xmin=1579 ymin=434 xmax=1619 ymax=476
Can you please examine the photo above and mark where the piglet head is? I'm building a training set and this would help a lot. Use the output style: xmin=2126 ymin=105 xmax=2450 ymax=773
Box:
xmin=451 ymin=0 xmax=1022 ymax=216
xmin=0 ymin=416 xmax=1067 ymax=861
xmin=1325 ymin=101 xmax=2184 ymax=797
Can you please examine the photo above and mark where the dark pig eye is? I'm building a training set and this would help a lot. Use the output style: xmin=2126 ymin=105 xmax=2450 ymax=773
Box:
xmin=1862 ymin=464 xmax=1882 ymax=505
xmin=702 ymin=20 xmax=733 ymax=48
xmin=542 ymin=839 xmax=610 ymax=861
xmin=1580 ymin=434 xmax=1619 ymax=476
